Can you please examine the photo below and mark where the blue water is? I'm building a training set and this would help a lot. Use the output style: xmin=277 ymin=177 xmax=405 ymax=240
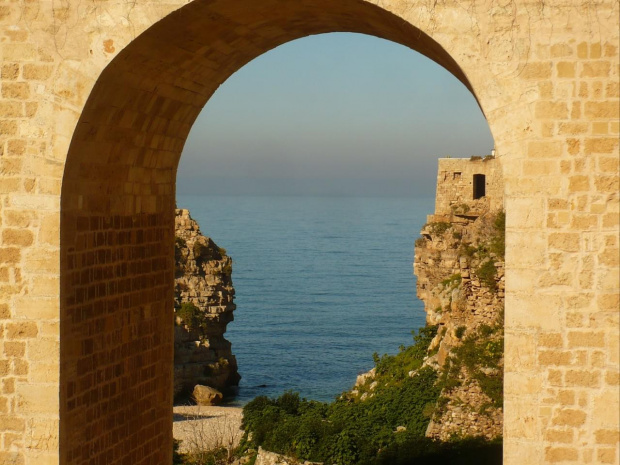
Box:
xmin=177 ymin=195 xmax=433 ymax=404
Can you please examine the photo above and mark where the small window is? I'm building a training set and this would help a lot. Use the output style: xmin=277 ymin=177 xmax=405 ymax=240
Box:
xmin=453 ymin=172 xmax=461 ymax=180
xmin=473 ymin=174 xmax=486 ymax=199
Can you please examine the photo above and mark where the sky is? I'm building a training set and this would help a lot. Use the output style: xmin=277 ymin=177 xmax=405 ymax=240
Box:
xmin=177 ymin=32 xmax=494 ymax=198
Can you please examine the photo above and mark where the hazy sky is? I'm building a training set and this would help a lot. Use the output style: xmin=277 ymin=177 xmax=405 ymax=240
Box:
xmin=177 ymin=32 xmax=494 ymax=197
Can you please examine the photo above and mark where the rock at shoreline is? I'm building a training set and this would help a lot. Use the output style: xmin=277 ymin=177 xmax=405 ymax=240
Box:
xmin=174 ymin=208 xmax=241 ymax=399
xmin=193 ymin=384 xmax=224 ymax=406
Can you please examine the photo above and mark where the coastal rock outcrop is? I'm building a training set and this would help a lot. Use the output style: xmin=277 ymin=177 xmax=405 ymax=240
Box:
xmin=413 ymin=158 xmax=505 ymax=441
xmin=174 ymin=208 xmax=240 ymax=399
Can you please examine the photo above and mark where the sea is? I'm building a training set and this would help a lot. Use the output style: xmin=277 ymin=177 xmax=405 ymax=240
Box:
xmin=177 ymin=195 xmax=434 ymax=405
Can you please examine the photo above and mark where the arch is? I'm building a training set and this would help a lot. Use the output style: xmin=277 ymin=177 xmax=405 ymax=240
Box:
xmin=60 ymin=1 xmax=491 ymax=463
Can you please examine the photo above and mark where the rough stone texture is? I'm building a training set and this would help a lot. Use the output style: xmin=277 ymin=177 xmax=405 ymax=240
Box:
xmin=434 ymin=157 xmax=504 ymax=216
xmin=414 ymin=181 xmax=505 ymax=440
xmin=0 ymin=0 xmax=618 ymax=464
xmin=174 ymin=208 xmax=240 ymax=398
xmin=255 ymin=447 xmax=322 ymax=465
xmin=192 ymin=385 xmax=223 ymax=406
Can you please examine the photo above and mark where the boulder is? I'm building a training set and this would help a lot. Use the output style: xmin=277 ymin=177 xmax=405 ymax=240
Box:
xmin=193 ymin=384 xmax=223 ymax=405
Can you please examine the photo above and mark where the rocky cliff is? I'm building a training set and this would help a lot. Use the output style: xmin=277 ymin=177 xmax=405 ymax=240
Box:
xmin=174 ymin=208 xmax=240 ymax=399
xmin=414 ymin=207 xmax=505 ymax=440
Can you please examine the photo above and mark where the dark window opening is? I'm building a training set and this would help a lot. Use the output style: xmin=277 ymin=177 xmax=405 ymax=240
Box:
xmin=473 ymin=174 xmax=486 ymax=199
xmin=453 ymin=172 xmax=461 ymax=180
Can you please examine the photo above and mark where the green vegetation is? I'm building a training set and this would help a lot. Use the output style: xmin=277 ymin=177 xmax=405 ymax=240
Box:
xmin=440 ymin=322 xmax=504 ymax=409
xmin=441 ymin=273 xmax=462 ymax=290
xmin=240 ymin=327 xmax=443 ymax=465
xmin=476 ymin=260 xmax=498 ymax=291
xmin=459 ymin=242 xmax=477 ymax=257
xmin=193 ymin=241 xmax=207 ymax=259
xmin=489 ymin=211 xmax=505 ymax=259
xmin=176 ymin=302 xmax=209 ymax=336
xmin=425 ymin=222 xmax=451 ymax=236
xmin=451 ymin=204 xmax=471 ymax=216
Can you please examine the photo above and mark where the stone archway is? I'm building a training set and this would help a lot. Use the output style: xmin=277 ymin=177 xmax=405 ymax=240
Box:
xmin=0 ymin=0 xmax=617 ymax=464
xmin=60 ymin=3 xmax=489 ymax=463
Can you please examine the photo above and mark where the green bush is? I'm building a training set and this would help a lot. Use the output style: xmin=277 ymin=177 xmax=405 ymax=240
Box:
xmin=476 ymin=260 xmax=497 ymax=290
xmin=193 ymin=241 xmax=206 ymax=259
xmin=241 ymin=327 xmax=443 ymax=464
xmin=449 ymin=327 xmax=504 ymax=408
xmin=427 ymin=222 xmax=452 ymax=236
xmin=489 ymin=211 xmax=505 ymax=258
xmin=459 ymin=242 xmax=477 ymax=257
xmin=455 ymin=326 xmax=466 ymax=339
xmin=441 ymin=274 xmax=462 ymax=289
xmin=177 ymin=302 xmax=201 ymax=331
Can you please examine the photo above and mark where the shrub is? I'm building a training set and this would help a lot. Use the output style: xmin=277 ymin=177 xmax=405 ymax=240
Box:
xmin=489 ymin=211 xmax=505 ymax=258
xmin=241 ymin=327 xmax=442 ymax=464
xmin=455 ymin=326 xmax=466 ymax=339
xmin=193 ymin=241 xmax=206 ymax=259
xmin=441 ymin=274 xmax=461 ymax=289
xmin=177 ymin=302 xmax=201 ymax=331
xmin=450 ymin=329 xmax=504 ymax=408
xmin=459 ymin=242 xmax=477 ymax=257
xmin=427 ymin=222 xmax=451 ymax=236
xmin=476 ymin=260 xmax=497 ymax=290
xmin=451 ymin=204 xmax=471 ymax=216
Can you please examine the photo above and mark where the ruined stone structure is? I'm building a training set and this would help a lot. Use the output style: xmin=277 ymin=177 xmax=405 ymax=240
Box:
xmin=434 ymin=156 xmax=504 ymax=217
xmin=415 ymin=162 xmax=505 ymax=440
xmin=173 ymin=209 xmax=239 ymax=399
xmin=0 ymin=1 xmax=618 ymax=464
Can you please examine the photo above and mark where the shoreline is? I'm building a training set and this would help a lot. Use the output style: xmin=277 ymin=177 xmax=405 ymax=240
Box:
xmin=173 ymin=405 xmax=244 ymax=454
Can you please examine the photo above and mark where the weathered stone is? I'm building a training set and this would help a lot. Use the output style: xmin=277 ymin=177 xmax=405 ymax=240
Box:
xmin=0 ymin=1 xmax=618 ymax=463
xmin=174 ymin=209 xmax=240 ymax=398
xmin=192 ymin=384 xmax=223 ymax=406
xmin=415 ymin=158 xmax=504 ymax=441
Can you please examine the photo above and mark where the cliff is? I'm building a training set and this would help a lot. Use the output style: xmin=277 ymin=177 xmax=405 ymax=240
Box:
xmin=414 ymin=207 xmax=505 ymax=440
xmin=174 ymin=208 xmax=240 ymax=399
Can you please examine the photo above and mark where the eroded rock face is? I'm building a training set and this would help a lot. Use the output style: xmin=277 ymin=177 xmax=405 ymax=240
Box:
xmin=414 ymin=209 xmax=505 ymax=441
xmin=174 ymin=208 xmax=240 ymax=399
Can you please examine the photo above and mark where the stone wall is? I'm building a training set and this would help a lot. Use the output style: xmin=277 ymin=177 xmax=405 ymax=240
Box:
xmin=174 ymin=209 xmax=240 ymax=398
xmin=0 ymin=0 xmax=618 ymax=464
xmin=434 ymin=157 xmax=504 ymax=217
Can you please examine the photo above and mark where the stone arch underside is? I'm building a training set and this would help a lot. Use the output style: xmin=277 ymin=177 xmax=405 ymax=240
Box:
xmin=60 ymin=1 xmax=488 ymax=463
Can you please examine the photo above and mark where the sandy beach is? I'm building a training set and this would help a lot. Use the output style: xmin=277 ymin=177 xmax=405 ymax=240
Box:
xmin=173 ymin=405 xmax=244 ymax=454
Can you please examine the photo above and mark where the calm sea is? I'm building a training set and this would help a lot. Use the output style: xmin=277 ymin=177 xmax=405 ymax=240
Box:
xmin=177 ymin=195 xmax=433 ymax=404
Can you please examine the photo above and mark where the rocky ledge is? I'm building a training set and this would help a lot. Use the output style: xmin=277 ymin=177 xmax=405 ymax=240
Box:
xmin=174 ymin=208 xmax=240 ymax=400
xmin=414 ymin=208 xmax=505 ymax=441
